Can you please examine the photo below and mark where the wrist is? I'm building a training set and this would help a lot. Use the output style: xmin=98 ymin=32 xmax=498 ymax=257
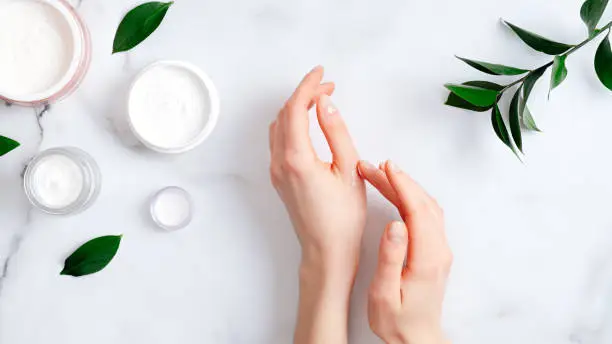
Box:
xmin=300 ymin=244 xmax=360 ymax=289
xmin=397 ymin=329 xmax=449 ymax=344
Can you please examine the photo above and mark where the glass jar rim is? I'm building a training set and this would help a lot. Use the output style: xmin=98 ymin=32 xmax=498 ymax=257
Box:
xmin=150 ymin=186 xmax=194 ymax=231
xmin=23 ymin=147 xmax=101 ymax=215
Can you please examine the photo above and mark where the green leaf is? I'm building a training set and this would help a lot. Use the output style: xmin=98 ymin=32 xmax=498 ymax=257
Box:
xmin=522 ymin=105 xmax=542 ymax=132
xmin=509 ymin=89 xmax=523 ymax=152
xmin=456 ymin=56 xmax=529 ymax=76
xmin=520 ymin=65 xmax=549 ymax=115
xmin=0 ymin=136 xmax=20 ymax=157
xmin=595 ymin=32 xmax=612 ymax=91
xmin=61 ymin=235 xmax=122 ymax=277
xmin=581 ymin=0 xmax=609 ymax=37
xmin=549 ymin=55 xmax=568 ymax=96
xmin=491 ymin=105 xmax=520 ymax=159
xmin=444 ymin=84 xmax=500 ymax=107
xmin=112 ymin=2 xmax=174 ymax=54
xmin=445 ymin=81 xmax=504 ymax=112
xmin=504 ymin=20 xmax=574 ymax=55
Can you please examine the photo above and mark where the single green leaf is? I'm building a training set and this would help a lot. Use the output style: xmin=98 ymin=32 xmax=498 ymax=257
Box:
xmin=444 ymin=84 xmax=499 ymax=107
xmin=456 ymin=56 xmax=529 ymax=76
xmin=581 ymin=0 xmax=609 ymax=37
xmin=509 ymin=89 xmax=523 ymax=152
xmin=595 ymin=32 xmax=612 ymax=91
xmin=0 ymin=136 xmax=20 ymax=157
xmin=445 ymin=81 xmax=504 ymax=112
xmin=504 ymin=20 xmax=574 ymax=55
xmin=549 ymin=55 xmax=568 ymax=96
xmin=521 ymin=105 xmax=542 ymax=132
xmin=61 ymin=235 xmax=122 ymax=277
xmin=520 ymin=65 xmax=549 ymax=116
xmin=112 ymin=2 xmax=174 ymax=54
xmin=491 ymin=105 xmax=520 ymax=159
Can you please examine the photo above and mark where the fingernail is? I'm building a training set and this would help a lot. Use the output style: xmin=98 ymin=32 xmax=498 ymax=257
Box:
xmin=386 ymin=160 xmax=400 ymax=173
xmin=388 ymin=222 xmax=405 ymax=243
xmin=378 ymin=162 xmax=385 ymax=170
xmin=311 ymin=65 xmax=323 ymax=73
xmin=358 ymin=160 xmax=375 ymax=174
xmin=320 ymin=94 xmax=337 ymax=115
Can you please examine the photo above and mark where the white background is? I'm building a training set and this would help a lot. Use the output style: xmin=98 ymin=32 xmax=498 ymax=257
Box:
xmin=1 ymin=0 xmax=612 ymax=343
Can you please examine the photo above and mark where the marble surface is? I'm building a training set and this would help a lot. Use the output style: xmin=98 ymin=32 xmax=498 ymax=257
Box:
xmin=1 ymin=0 xmax=612 ymax=343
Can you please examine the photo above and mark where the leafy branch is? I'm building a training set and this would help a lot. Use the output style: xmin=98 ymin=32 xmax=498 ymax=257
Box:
xmin=445 ymin=0 xmax=612 ymax=160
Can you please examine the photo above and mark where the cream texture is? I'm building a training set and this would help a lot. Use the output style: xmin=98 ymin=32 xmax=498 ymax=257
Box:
xmin=0 ymin=0 xmax=75 ymax=98
xmin=129 ymin=64 xmax=210 ymax=150
xmin=152 ymin=188 xmax=192 ymax=229
xmin=30 ymin=154 xmax=84 ymax=209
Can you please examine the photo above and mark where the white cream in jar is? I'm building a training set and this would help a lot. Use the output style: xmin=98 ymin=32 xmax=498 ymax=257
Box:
xmin=128 ymin=61 xmax=220 ymax=153
xmin=24 ymin=147 xmax=101 ymax=215
xmin=0 ymin=0 xmax=90 ymax=105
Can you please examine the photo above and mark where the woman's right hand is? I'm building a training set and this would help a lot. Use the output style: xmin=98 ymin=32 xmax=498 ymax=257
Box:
xmin=358 ymin=160 xmax=453 ymax=344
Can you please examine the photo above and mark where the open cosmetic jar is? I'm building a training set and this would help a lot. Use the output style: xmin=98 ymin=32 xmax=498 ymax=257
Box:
xmin=24 ymin=147 xmax=101 ymax=215
xmin=150 ymin=186 xmax=193 ymax=231
xmin=0 ymin=0 xmax=91 ymax=106
xmin=127 ymin=61 xmax=220 ymax=154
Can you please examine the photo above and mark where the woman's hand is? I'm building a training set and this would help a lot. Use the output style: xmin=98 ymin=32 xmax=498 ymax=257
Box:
xmin=358 ymin=160 xmax=453 ymax=344
xmin=269 ymin=66 xmax=366 ymax=344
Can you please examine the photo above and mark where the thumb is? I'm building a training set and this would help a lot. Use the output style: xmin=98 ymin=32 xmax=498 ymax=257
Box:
xmin=316 ymin=94 xmax=359 ymax=175
xmin=370 ymin=221 xmax=408 ymax=305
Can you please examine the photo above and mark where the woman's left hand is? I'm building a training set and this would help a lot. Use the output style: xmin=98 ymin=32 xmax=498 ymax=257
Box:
xmin=269 ymin=66 xmax=366 ymax=279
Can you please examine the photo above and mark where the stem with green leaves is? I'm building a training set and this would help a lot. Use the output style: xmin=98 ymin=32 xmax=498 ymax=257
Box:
xmin=445 ymin=0 xmax=612 ymax=161
xmin=500 ymin=21 xmax=612 ymax=94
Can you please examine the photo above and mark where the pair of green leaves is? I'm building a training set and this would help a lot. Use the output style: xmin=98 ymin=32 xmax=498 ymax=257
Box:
xmin=0 ymin=135 xmax=20 ymax=157
xmin=445 ymin=64 xmax=548 ymax=156
xmin=444 ymin=81 xmax=522 ymax=157
xmin=61 ymin=235 xmax=122 ymax=277
xmin=112 ymin=2 xmax=174 ymax=54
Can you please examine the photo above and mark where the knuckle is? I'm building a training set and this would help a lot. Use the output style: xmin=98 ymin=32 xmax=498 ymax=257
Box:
xmin=368 ymin=286 xmax=393 ymax=306
xmin=269 ymin=165 xmax=283 ymax=186
xmin=282 ymin=151 xmax=310 ymax=174
xmin=443 ymin=249 xmax=454 ymax=269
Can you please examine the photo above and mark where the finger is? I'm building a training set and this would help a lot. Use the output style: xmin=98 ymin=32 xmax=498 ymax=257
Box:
xmin=307 ymin=82 xmax=336 ymax=110
xmin=269 ymin=121 xmax=277 ymax=152
xmin=357 ymin=160 xmax=401 ymax=207
xmin=281 ymin=66 xmax=324 ymax=154
xmin=370 ymin=221 xmax=408 ymax=306
xmin=383 ymin=160 xmax=431 ymax=216
xmin=288 ymin=65 xmax=325 ymax=108
xmin=316 ymin=94 xmax=359 ymax=175
xmin=383 ymin=160 xmax=446 ymax=269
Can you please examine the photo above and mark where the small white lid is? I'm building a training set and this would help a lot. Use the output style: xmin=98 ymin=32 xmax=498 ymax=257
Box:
xmin=150 ymin=186 xmax=193 ymax=231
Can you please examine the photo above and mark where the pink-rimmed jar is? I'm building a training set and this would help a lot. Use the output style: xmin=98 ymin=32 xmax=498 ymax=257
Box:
xmin=0 ymin=0 xmax=91 ymax=107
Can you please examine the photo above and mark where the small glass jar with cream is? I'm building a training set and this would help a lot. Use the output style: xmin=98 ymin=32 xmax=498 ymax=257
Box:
xmin=23 ymin=147 xmax=101 ymax=215
xmin=0 ymin=0 xmax=91 ymax=106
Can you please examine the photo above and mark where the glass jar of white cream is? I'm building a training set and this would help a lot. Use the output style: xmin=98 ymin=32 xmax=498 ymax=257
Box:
xmin=23 ymin=147 xmax=101 ymax=215
xmin=0 ymin=0 xmax=91 ymax=106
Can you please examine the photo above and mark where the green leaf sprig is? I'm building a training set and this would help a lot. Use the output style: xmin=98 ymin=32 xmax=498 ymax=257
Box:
xmin=445 ymin=0 xmax=612 ymax=160
xmin=112 ymin=1 xmax=174 ymax=54
xmin=0 ymin=135 xmax=20 ymax=157
xmin=61 ymin=235 xmax=122 ymax=277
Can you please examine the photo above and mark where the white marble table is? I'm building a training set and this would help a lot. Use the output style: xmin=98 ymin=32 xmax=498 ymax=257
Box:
xmin=1 ymin=0 xmax=612 ymax=343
